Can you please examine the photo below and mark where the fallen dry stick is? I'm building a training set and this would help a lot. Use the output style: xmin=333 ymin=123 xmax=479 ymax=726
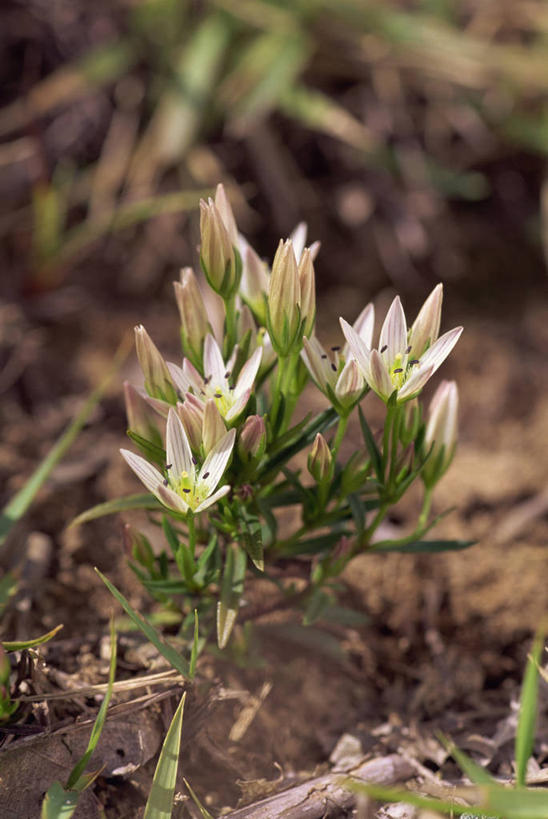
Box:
xmin=223 ymin=754 xmax=415 ymax=819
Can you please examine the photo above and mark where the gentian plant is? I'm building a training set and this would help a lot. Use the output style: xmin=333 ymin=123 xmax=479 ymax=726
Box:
xmin=85 ymin=184 xmax=470 ymax=650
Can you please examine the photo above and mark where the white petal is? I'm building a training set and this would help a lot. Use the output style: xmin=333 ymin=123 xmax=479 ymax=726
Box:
xmin=409 ymin=283 xmax=443 ymax=356
xmin=339 ymin=318 xmax=370 ymax=372
xmin=166 ymin=362 xmax=191 ymax=398
xmin=235 ymin=347 xmax=262 ymax=395
xmin=199 ymin=428 xmax=236 ymax=492
xmin=302 ymin=336 xmax=332 ymax=388
xmin=366 ymin=349 xmax=394 ymax=401
xmin=290 ymin=222 xmax=307 ymax=262
xmin=225 ymin=389 xmax=251 ymax=421
xmin=157 ymin=483 xmax=189 ymax=514
xmin=397 ymin=365 xmax=434 ymax=400
xmin=225 ymin=344 xmax=239 ymax=376
xmin=182 ymin=358 xmax=203 ymax=393
xmin=203 ymin=334 xmax=226 ymax=385
xmin=419 ymin=326 xmax=463 ymax=375
xmin=379 ymin=296 xmax=407 ymax=366
xmin=352 ymin=303 xmax=375 ymax=348
xmin=120 ymin=449 xmax=165 ymax=495
xmin=194 ymin=484 xmax=231 ymax=514
xmin=166 ymin=408 xmax=194 ymax=477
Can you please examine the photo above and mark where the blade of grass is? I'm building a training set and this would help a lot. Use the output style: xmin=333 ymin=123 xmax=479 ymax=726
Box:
xmin=69 ymin=494 xmax=162 ymax=528
xmin=3 ymin=624 xmax=63 ymax=652
xmin=143 ymin=692 xmax=186 ymax=819
xmin=516 ymin=625 xmax=546 ymax=787
xmin=95 ymin=569 xmax=190 ymax=677
xmin=0 ymin=336 xmax=131 ymax=548
xmin=183 ymin=779 xmax=214 ymax=819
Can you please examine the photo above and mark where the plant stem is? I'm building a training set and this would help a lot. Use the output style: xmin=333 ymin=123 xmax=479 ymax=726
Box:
xmin=187 ymin=514 xmax=197 ymax=559
xmin=224 ymin=293 xmax=237 ymax=356
xmin=331 ymin=413 xmax=349 ymax=460
xmin=418 ymin=487 xmax=433 ymax=530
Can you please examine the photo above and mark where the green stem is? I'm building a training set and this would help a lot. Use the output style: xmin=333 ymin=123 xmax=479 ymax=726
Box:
xmin=381 ymin=403 xmax=395 ymax=478
xmin=388 ymin=405 xmax=403 ymax=487
xmin=270 ymin=354 xmax=288 ymax=431
xmin=331 ymin=413 xmax=349 ymax=460
xmin=224 ymin=294 xmax=237 ymax=356
xmin=187 ymin=514 xmax=197 ymax=559
xmin=418 ymin=487 xmax=433 ymax=530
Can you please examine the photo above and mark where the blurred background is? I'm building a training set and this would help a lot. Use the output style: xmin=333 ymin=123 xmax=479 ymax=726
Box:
xmin=1 ymin=0 xmax=548 ymax=661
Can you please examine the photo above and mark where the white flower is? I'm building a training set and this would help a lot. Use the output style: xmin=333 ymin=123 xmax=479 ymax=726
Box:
xmin=301 ymin=302 xmax=374 ymax=410
xmin=168 ymin=334 xmax=262 ymax=422
xmin=340 ymin=286 xmax=462 ymax=403
xmin=422 ymin=380 xmax=458 ymax=487
xmin=120 ymin=409 xmax=236 ymax=515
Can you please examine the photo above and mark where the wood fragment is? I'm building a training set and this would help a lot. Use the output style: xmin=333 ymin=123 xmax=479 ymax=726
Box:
xmin=223 ymin=755 xmax=415 ymax=819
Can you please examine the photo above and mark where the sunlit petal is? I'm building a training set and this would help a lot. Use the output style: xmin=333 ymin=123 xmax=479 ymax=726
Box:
xmin=166 ymin=409 xmax=193 ymax=477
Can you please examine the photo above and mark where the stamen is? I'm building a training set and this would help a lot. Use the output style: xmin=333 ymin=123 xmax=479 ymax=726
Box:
xmin=165 ymin=463 xmax=172 ymax=470
xmin=203 ymin=375 xmax=211 ymax=384
xmin=331 ymin=363 xmax=337 ymax=372
xmin=203 ymin=471 xmax=210 ymax=479
xmin=191 ymin=456 xmax=197 ymax=465
xmin=224 ymin=371 xmax=231 ymax=379
xmin=409 ymin=359 xmax=419 ymax=366
xmin=229 ymin=385 xmax=235 ymax=391
xmin=393 ymin=368 xmax=403 ymax=374
xmin=163 ymin=478 xmax=169 ymax=486
xmin=321 ymin=354 xmax=328 ymax=359
xmin=331 ymin=345 xmax=341 ymax=352
xmin=380 ymin=345 xmax=388 ymax=353
xmin=406 ymin=345 xmax=412 ymax=354
xmin=183 ymin=488 xmax=191 ymax=494
xmin=214 ymin=392 xmax=222 ymax=399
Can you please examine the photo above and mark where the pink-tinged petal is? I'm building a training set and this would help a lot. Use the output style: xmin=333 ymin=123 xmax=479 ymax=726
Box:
xmin=301 ymin=336 xmax=332 ymax=388
xmin=352 ymin=303 xmax=375 ymax=349
xmin=199 ymin=428 xmax=236 ymax=492
xmin=335 ymin=359 xmax=364 ymax=404
xmin=120 ymin=449 xmax=165 ymax=495
xmin=419 ymin=326 xmax=463 ymax=375
xmin=157 ymin=483 xmax=189 ymax=514
xmin=366 ymin=349 xmax=394 ymax=401
xmin=397 ymin=365 xmax=434 ymax=401
xmin=167 ymin=362 xmax=192 ymax=397
xmin=204 ymin=334 xmax=226 ymax=385
xmin=309 ymin=240 xmax=321 ymax=261
xmin=339 ymin=318 xmax=371 ymax=372
xmin=235 ymin=347 xmax=262 ymax=395
xmin=225 ymin=390 xmax=250 ymax=422
xmin=194 ymin=484 xmax=231 ymax=514
xmin=141 ymin=390 xmax=171 ymax=418
xmin=290 ymin=222 xmax=307 ymax=262
xmin=409 ymin=283 xmax=443 ymax=357
xmin=225 ymin=344 xmax=239 ymax=376
xmin=379 ymin=296 xmax=407 ymax=366
xmin=166 ymin=408 xmax=194 ymax=477
xmin=181 ymin=358 xmax=203 ymax=393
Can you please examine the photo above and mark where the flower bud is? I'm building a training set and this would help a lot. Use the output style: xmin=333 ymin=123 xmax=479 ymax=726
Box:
xmin=199 ymin=199 xmax=240 ymax=298
xmin=203 ymin=398 xmax=227 ymax=454
xmin=123 ymin=524 xmax=155 ymax=569
xmin=135 ymin=325 xmax=177 ymax=404
xmin=214 ymin=183 xmax=238 ymax=245
xmin=176 ymin=395 xmax=204 ymax=452
xmin=238 ymin=415 xmax=266 ymax=462
xmin=334 ymin=359 xmax=364 ymax=409
xmin=123 ymin=381 xmax=162 ymax=444
xmin=408 ymin=283 xmax=443 ymax=358
xmin=298 ymin=247 xmax=316 ymax=339
xmin=267 ymin=239 xmax=302 ymax=356
xmin=308 ymin=433 xmax=333 ymax=483
xmin=422 ymin=380 xmax=458 ymax=488
xmin=174 ymin=267 xmax=210 ymax=367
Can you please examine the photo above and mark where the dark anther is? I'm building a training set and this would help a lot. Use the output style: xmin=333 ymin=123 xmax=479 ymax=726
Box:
xmin=406 ymin=345 xmax=412 ymax=354
xmin=200 ymin=390 xmax=206 ymax=396
xmin=331 ymin=345 xmax=341 ymax=352
xmin=203 ymin=472 xmax=210 ymax=479
xmin=410 ymin=359 xmax=419 ymax=365
xmin=163 ymin=478 xmax=169 ymax=486
xmin=321 ymin=354 xmax=328 ymax=359
xmin=393 ymin=367 xmax=403 ymax=373
xmin=203 ymin=375 xmax=211 ymax=384
xmin=183 ymin=488 xmax=191 ymax=493
xmin=165 ymin=464 xmax=172 ymax=470
xmin=331 ymin=363 xmax=337 ymax=372
xmin=191 ymin=456 xmax=197 ymax=465
xmin=229 ymin=385 xmax=235 ymax=390
xmin=224 ymin=371 xmax=231 ymax=379
xmin=214 ymin=392 xmax=222 ymax=399
xmin=177 ymin=390 xmax=183 ymax=400
xmin=380 ymin=345 xmax=388 ymax=353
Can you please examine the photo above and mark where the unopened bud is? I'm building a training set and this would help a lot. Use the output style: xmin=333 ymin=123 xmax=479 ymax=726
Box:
xmin=203 ymin=399 xmax=227 ymax=454
xmin=135 ymin=325 xmax=177 ymax=404
xmin=238 ymin=415 xmax=266 ymax=462
xmin=240 ymin=242 xmax=269 ymax=324
xmin=176 ymin=395 xmax=204 ymax=452
xmin=199 ymin=199 xmax=240 ymax=298
xmin=214 ymin=183 xmax=238 ymax=245
xmin=174 ymin=268 xmax=210 ymax=367
xmin=308 ymin=433 xmax=333 ymax=483
xmin=298 ymin=248 xmax=316 ymax=339
xmin=408 ymin=283 xmax=443 ymax=358
xmin=124 ymin=381 xmax=162 ymax=444
xmin=267 ymin=239 xmax=302 ymax=356
xmin=334 ymin=359 xmax=364 ymax=409
xmin=123 ymin=524 xmax=154 ymax=569
xmin=422 ymin=380 xmax=458 ymax=488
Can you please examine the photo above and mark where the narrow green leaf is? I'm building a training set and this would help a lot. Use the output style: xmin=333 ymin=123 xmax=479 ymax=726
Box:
xmin=143 ymin=692 xmax=186 ymax=819
xmin=240 ymin=510 xmax=264 ymax=571
xmin=1 ymin=339 xmax=130 ymax=546
xmin=189 ymin=610 xmax=199 ymax=680
xmin=370 ymin=538 xmax=476 ymax=554
xmin=184 ymin=779 xmax=214 ymax=819
xmin=41 ymin=782 xmax=80 ymax=819
xmin=95 ymin=569 xmax=189 ymax=677
xmin=66 ymin=618 xmax=117 ymax=789
xmin=358 ymin=408 xmax=383 ymax=483
xmin=0 ymin=573 xmax=17 ymax=617
xmin=439 ymin=735 xmax=495 ymax=786
xmin=280 ymin=530 xmax=350 ymax=556
xmin=348 ymin=494 xmax=365 ymax=536
xmin=303 ymin=589 xmax=331 ymax=626
xmin=516 ymin=626 xmax=545 ymax=787
xmin=261 ymin=408 xmax=337 ymax=481
xmin=70 ymin=494 xmax=161 ymax=528
xmin=3 ymin=623 xmax=63 ymax=653
xmin=217 ymin=545 xmax=246 ymax=649
xmin=349 ymin=782 xmax=495 ymax=816
xmin=127 ymin=430 xmax=167 ymax=467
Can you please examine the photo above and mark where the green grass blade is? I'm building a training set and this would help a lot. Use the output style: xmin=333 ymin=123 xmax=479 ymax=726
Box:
xmin=183 ymin=779 xmax=214 ymax=819
xmin=0 ymin=338 xmax=130 ymax=547
xmin=41 ymin=782 xmax=80 ymax=819
xmin=516 ymin=626 xmax=545 ymax=787
xmin=143 ymin=692 xmax=186 ymax=819
xmin=95 ymin=569 xmax=189 ymax=677
xmin=69 ymin=494 xmax=161 ymax=528
xmin=189 ymin=610 xmax=199 ymax=680
xmin=66 ymin=617 xmax=117 ymax=789
xmin=3 ymin=624 xmax=63 ymax=652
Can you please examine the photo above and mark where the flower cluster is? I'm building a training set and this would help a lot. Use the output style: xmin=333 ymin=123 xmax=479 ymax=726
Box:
xmin=113 ymin=183 xmax=464 ymax=648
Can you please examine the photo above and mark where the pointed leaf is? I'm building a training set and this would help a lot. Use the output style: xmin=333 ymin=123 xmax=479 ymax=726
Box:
xmin=370 ymin=539 xmax=476 ymax=554
xmin=516 ymin=626 xmax=545 ymax=787
xmin=41 ymin=782 xmax=80 ymax=819
xmin=358 ymin=407 xmax=383 ymax=483
xmin=3 ymin=623 xmax=63 ymax=653
xmin=184 ymin=779 xmax=214 ymax=819
xmin=127 ymin=430 xmax=167 ymax=468
xmin=143 ymin=692 xmax=186 ymax=819
xmin=70 ymin=494 xmax=161 ymax=527
xmin=95 ymin=570 xmax=189 ymax=677
xmin=217 ymin=545 xmax=246 ymax=649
